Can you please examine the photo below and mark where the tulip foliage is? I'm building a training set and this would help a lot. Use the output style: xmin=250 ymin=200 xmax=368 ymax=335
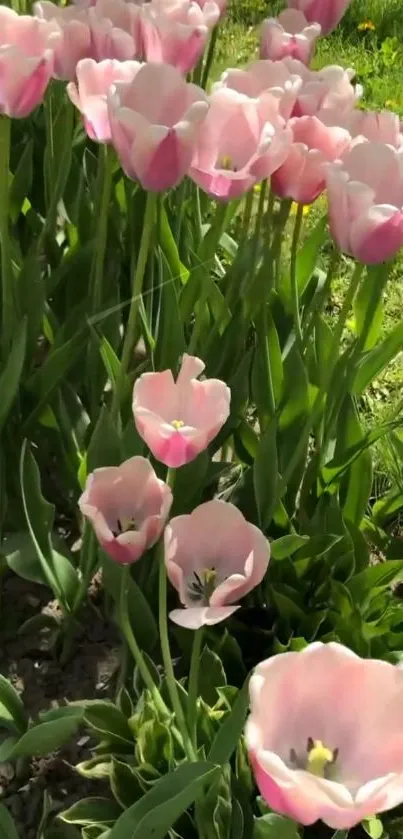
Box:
xmin=2 ymin=0 xmax=403 ymax=836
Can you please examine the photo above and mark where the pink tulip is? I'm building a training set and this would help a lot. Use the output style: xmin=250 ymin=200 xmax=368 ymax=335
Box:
xmin=326 ymin=142 xmax=403 ymax=264
xmin=246 ymin=642 xmax=403 ymax=828
xmin=346 ymin=109 xmax=403 ymax=148
xmin=272 ymin=114 xmax=351 ymax=204
xmin=165 ymin=500 xmax=270 ymax=628
xmin=0 ymin=6 xmax=59 ymax=118
xmin=190 ymin=87 xmax=292 ymax=200
xmin=283 ymin=60 xmax=361 ymax=120
xmin=132 ymin=354 xmax=230 ymax=467
xmin=108 ymin=62 xmax=208 ymax=191
xmin=215 ymin=59 xmax=303 ymax=121
xmin=87 ymin=5 xmax=136 ymax=61
xmin=260 ymin=10 xmax=321 ymax=65
xmin=287 ymin=0 xmax=352 ymax=35
xmin=67 ymin=58 xmax=140 ymax=143
xmin=142 ymin=0 xmax=218 ymax=74
xmin=79 ymin=456 xmax=172 ymax=565
xmin=195 ymin=0 xmax=226 ymax=17
xmin=34 ymin=1 xmax=91 ymax=81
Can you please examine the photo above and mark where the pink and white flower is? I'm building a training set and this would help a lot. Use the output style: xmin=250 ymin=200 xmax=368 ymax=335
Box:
xmin=260 ymin=9 xmax=321 ymax=65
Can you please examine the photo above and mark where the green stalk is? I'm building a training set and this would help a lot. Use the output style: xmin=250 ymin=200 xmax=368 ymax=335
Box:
xmin=290 ymin=203 xmax=304 ymax=352
xmin=282 ymin=261 xmax=364 ymax=485
xmin=111 ymin=191 xmax=157 ymax=421
xmin=187 ymin=627 xmax=204 ymax=746
xmin=201 ymin=26 xmax=219 ymax=90
xmin=302 ymin=247 xmax=340 ymax=351
xmin=119 ymin=564 xmax=170 ymax=719
xmin=91 ymin=144 xmax=114 ymax=314
xmin=158 ymin=543 xmax=196 ymax=761
xmin=256 ymin=306 xmax=276 ymax=428
xmin=0 ymin=116 xmax=13 ymax=352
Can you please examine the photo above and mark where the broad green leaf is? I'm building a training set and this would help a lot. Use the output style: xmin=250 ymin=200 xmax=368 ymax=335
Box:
xmin=208 ymin=679 xmax=249 ymax=765
xmin=337 ymin=396 xmax=373 ymax=527
xmin=271 ymin=535 xmax=309 ymax=560
xmin=348 ymin=561 xmax=403 ymax=601
xmin=198 ymin=646 xmax=227 ymax=706
xmin=279 ymin=345 xmax=310 ymax=431
xmin=0 ymin=804 xmax=20 ymax=839
xmin=83 ymin=701 xmax=133 ymax=746
xmin=296 ymin=214 xmax=327 ymax=296
xmin=253 ymin=813 xmax=300 ymax=839
xmin=0 ymin=675 xmax=27 ymax=735
xmin=352 ymin=321 xmax=403 ymax=394
xmin=353 ymin=264 xmax=389 ymax=351
xmin=373 ymin=485 xmax=403 ymax=526
xmin=154 ymin=251 xmax=185 ymax=372
xmin=253 ymin=420 xmax=278 ymax=530
xmin=6 ymin=715 xmax=82 ymax=759
xmin=362 ymin=818 xmax=383 ymax=839
xmin=0 ymin=317 xmax=27 ymax=433
xmin=86 ymin=407 xmax=122 ymax=474
xmin=108 ymin=762 xmax=219 ymax=839
xmin=60 ymin=799 xmax=121 ymax=827
xmin=10 ymin=139 xmax=33 ymax=222
xmin=3 ymin=531 xmax=48 ymax=586
xmin=25 ymin=329 xmax=88 ymax=427
xmin=159 ymin=203 xmax=189 ymax=285
xmin=101 ymin=556 xmax=158 ymax=655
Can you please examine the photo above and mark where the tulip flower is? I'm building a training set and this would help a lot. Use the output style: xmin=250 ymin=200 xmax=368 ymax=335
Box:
xmin=190 ymin=87 xmax=292 ymax=201
xmin=34 ymin=1 xmax=92 ymax=81
xmin=0 ymin=6 xmax=59 ymax=118
xmin=283 ymin=59 xmax=361 ymax=120
xmin=108 ymin=62 xmax=208 ymax=191
xmin=260 ymin=10 xmax=321 ymax=65
xmin=165 ymin=500 xmax=270 ymax=628
xmin=215 ymin=59 xmax=303 ymax=120
xmin=87 ymin=6 xmax=136 ymax=61
xmin=195 ymin=0 xmax=226 ymax=17
xmin=246 ymin=641 xmax=403 ymax=828
xmin=326 ymin=142 xmax=403 ymax=265
xmin=79 ymin=456 xmax=172 ymax=565
xmin=287 ymin=0 xmax=352 ymax=35
xmin=67 ymin=58 xmax=140 ymax=143
xmin=346 ymin=109 xmax=403 ymax=148
xmin=132 ymin=354 xmax=230 ymax=467
xmin=272 ymin=114 xmax=351 ymax=204
xmin=142 ymin=0 xmax=218 ymax=74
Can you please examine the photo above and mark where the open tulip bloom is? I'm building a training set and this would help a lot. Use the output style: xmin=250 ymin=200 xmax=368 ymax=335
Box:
xmin=215 ymin=59 xmax=303 ymax=121
xmin=165 ymin=500 xmax=270 ymax=628
xmin=287 ymin=0 xmax=352 ymax=35
xmin=246 ymin=642 xmax=403 ymax=828
xmin=260 ymin=9 xmax=321 ymax=65
xmin=79 ymin=456 xmax=173 ymax=565
xmin=132 ymin=354 xmax=230 ymax=467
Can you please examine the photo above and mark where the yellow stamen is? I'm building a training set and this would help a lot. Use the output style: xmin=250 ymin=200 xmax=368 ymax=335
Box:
xmin=357 ymin=19 xmax=375 ymax=31
xmin=220 ymin=155 xmax=233 ymax=170
xmin=171 ymin=419 xmax=185 ymax=429
xmin=306 ymin=740 xmax=335 ymax=777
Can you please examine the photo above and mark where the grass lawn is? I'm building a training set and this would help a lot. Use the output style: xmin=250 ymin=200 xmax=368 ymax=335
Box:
xmin=214 ymin=0 xmax=403 ymax=485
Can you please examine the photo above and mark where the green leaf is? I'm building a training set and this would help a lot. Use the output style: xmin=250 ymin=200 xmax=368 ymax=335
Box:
xmin=10 ymin=139 xmax=33 ymax=222
xmin=0 ymin=804 xmax=20 ymax=839
xmin=296 ymin=214 xmax=327 ymax=296
xmin=159 ymin=203 xmax=189 ymax=285
xmin=5 ymin=715 xmax=82 ymax=759
xmin=19 ymin=440 xmax=59 ymax=599
xmin=198 ymin=646 xmax=227 ymax=706
xmin=271 ymin=535 xmax=309 ymax=560
xmin=108 ymin=762 xmax=219 ymax=839
xmin=352 ymin=321 xmax=403 ymax=394
xmin=279 ymin=345 xmax=310 ymax=431
xmin=25 ymin=329 xmax=88 ymax=426
xmin=86 ymin=407 xmax=122 ymax=475
xmin=0 ymin=317 xmax=27 ymax=433
xmin=60 ymin=799 xmax=121 ymax=827
xmin=253 ymin=814 xmax=300 ymax=839
xmin=348 ymin=560 xmax=403 ymax=602
xmin=83 ymin=702 xmax=133 ymax=746
xmin=253 ymin=420 xmax=278 ymax=530
xmin=101 ymin=556 xmax=158 ymax=655
xmin=337 ymin=396 xmax=373 ymax=527
xmin=353 ymin=264 xmax=388 ymax=351
xmin=154 ymin=251 xmax=185 ymax=372
xmin=208 ymin=678 xmax=249 ymax=765
xmin=362 ymin=817 xmax=383 ymax=839
xmin=0 ymin=675 xmax=27 ymax=735
xmin=2 ymin=531 xmax=48 ymax=585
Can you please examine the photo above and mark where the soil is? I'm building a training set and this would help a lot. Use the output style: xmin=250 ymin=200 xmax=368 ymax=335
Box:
xmin=0 ymin=572 xmax=121 ymax=837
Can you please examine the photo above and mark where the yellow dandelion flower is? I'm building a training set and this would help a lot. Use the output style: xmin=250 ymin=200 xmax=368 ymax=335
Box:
xmin=290 ymin=202 xmax=310 ymax=217
xmin=358 ymin=19 xmax=376 ymax=31
xmin=385 ymin=99 xmax=399 ymax=110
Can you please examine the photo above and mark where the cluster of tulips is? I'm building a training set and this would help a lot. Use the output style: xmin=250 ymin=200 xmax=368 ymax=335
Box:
xmin=0 ymin=0 xmax=401 ymax=263
xmin=4 ymin=0 xmax=403 ymax=832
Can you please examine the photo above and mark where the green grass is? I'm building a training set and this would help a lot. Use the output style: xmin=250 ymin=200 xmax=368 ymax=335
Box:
xmin=214 ymin=0 xmax=403 ymax=479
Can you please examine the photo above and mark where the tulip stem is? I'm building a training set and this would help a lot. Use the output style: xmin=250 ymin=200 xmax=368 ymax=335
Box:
xmin=302 ymin=246 xmax=340 ymax=352
xmin=166 ymin=467 xmax=176 ymax=491
xmin=111 ymin=191 xmax=157 ymax=421
xmin=290 ymin=203 xmax=304 ymax=352
xmin=201 ymin=26 xmax=219 ymax=90
xmin=187 ymin=627 xmax=204 ymax=746
xmin=91 ymin=144 xmax=115 ymax=315
xmin=119 ymin=563 xmax=169 ymax=720
xmin=0 ymin=116 xmax=14 ymax=353
xmin=157 ymin=542 xmax=196 ymax=761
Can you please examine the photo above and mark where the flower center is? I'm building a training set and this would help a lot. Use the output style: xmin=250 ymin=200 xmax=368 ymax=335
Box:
xmin=114 ymin=516 xmax=138 ymax=536
xmin=171 ymin=419 xmax=185 ymax=429
xmin=290 ymin=738 xmax=339 ymax=779
xmin=219 ymin=155 xmax=237 ymax=171
xmin=188 ymin=568 xmax=217 ymax=605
